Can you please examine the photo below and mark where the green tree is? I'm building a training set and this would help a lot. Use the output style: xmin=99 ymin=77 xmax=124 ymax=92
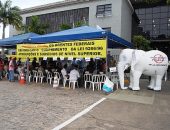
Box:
xmin=145 ymin=0 xmax=160 ymax=4
xmin=0 ymin=0 xmax=22 ymax=38
xmin=59 ymin=24 xmax=71 ymax=30
xmin=75 ymin=21 xmax=86 ymax=27
xmin=75 ymin=18 xmax=87 ymax=27
xmin=133 ymin=35 xmax=152 ymax=51
xmin=145 ymin=0 xmax=170 ymax=4
xmin=25 ymin=16 xmax=49 ymax=34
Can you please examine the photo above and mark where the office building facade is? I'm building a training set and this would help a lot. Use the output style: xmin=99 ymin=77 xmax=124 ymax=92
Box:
xmin=9 ymin=0 xmax=134 ymax=42
xmin=131 ymin=0 xmax=170 ymax=58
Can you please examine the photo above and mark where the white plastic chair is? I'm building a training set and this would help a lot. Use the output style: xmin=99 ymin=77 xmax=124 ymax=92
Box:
xmin=61 ymin=72 xmax=69 ymax=87
xmin=99 ymin=74 xmax=106 ymax=90
xmin=84 ymin=74 xmax=92 ymax=89
xmin=91 ymin=74 xmax=100 ymax=91
xmin=47 ymin=72 xmax=53 ymax=84
xmin=110 ymin=75 xmax=119 ymax=89
xmin=38 ymin=71 xmax=45 ymax=83
xmin=33 ymin=70 xmax=38 ymax=83
xmin=69 ymin=80 xmax=79 ymax=90
xmin=28 ymin=72 xmax=33 ymax=82
xmin=53 ymin=72 xmax=61 ymax=88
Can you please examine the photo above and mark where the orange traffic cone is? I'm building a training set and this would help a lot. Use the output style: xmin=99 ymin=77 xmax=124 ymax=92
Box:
xmin=19 ymin=73 xmax=25 ymax=85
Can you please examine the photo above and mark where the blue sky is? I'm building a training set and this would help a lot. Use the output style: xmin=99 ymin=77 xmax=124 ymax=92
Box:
xmin=0 ymin=0 xmax=63 ymax=38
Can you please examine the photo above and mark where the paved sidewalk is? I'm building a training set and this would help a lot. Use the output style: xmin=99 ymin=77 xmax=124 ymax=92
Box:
xmin=62 ymin=80 xmax=170 ymax=130
xmin=0 ymin=81 xmax=104 ymax=130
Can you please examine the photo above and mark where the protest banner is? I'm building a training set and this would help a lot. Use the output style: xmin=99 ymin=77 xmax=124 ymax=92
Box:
xmin=17 ymin=39 xmax=106 ymax=59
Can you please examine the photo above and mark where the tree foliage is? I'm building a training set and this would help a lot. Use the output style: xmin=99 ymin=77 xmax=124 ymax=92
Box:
xmin=59 ymin=24 xmax=71 ymax=30
xmin=145 ymin=0 xmax=170 ymax=4
xmin=59 ymin=19 xmax=87 ymax=31
xmin=167 ymin=0 xmax=170 ymax=4
xmin=75 ymin=20 xmax=87 ymax=27
xmin=133 ymin=35 xmax=152 ymax=51
xmin=24 ymin=16 xmax=49 ymax=34
xmin=0 ymin=0 xmax=22 ymax=38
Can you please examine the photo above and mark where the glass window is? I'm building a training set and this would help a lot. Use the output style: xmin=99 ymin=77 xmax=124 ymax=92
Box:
xmin=153 ymin=19 xmax=160 ymax=24
xmin=153 ymin=7 xmax=160 ymax=13
xmin=146 ymin=14 xmax=152 ymax=19
xmin=160 ymin=13 xmax=168 ymax=18
xmin=160 ymin=24 xmax=167 ymax=29
xmin=138 ymin=14 xmax=145 ymax=19
xmin=96 ymin=4 xmax=112 ymax=17
xmin=135 ymin=9 xmax=139 ymax=14
xmin=139 ymin=9 xmax=145 ymax=14
xmin=168 ymin=18 xmax=170 ymax=22
xmin=145 ymin=19 xmax=152 ymax=24
xmin=168 ymin=30 xmax=170 ymax=36
xmin=153 ymin=30 xmax=159 ymax=35
xmin=140 ymin=19 xmax=145 ymax=25
xmin=168 ymin=12 xmax=170 ymax=17
xmin=160 ymin=18 xmax=168 ymax=24
xmin=153 ymin=25 xmax=160 ymax=31
xmin=160 ymin=29 xmax=168 ymax=35
xmin=168 ymin=23 xmax=170 ymax=29
xmin=145 ymin=25 xmax=152 ymax=30
xmin=153 ymin=13 xmax=160 ymax=18
xmin=160 ymin=6 xmax=168 ymax=12
xmin=146 ymin=8 xmax=152 ymax=13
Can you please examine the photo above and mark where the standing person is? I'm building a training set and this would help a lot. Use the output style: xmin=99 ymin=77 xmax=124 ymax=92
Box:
xmin=87 ymin=58 xmax=95 ymax=73
xmin=9 ymin=58 xmax=15 ymax=82
xmin=17 ymin=58 xmax=21 ymax=67
xmin=0 ymin=58 xmax=4 ymax=80
xmin=107 ymin=51 xmax=112 ymax=68
xmin=32 ymin=57 xmax=37 ymax=70
xmin=25 ymin=57 xmax=30 ymax=84
xmin=13 ymin=57 xmax=17 ymax=74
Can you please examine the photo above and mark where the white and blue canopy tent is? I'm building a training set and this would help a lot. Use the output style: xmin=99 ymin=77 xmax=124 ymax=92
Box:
xmin=0 ymin=26 xmax=132 ymax=48
xmin=0 ymin=33 xmax=40 ymax=47
xmin=29 ymin=26 xmax=133 ymax=48
xmin=28 ymin=26 xmax=133 ymax=73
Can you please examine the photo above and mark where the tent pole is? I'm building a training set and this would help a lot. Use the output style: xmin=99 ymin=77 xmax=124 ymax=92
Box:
xmin=106 ymin=36 xmax=108 ymax=76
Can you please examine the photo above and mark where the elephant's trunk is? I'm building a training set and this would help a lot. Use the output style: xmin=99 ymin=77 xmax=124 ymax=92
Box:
xmin=118 ymin=62 xmax=128 ymax=89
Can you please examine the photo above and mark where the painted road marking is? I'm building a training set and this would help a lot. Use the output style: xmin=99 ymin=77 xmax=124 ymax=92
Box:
xmin=52 ymin=97 xmax=106 ymax=130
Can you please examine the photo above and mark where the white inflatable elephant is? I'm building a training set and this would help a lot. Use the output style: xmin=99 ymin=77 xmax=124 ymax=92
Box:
xmin=117 ymin=49 xmax=168 ymax=91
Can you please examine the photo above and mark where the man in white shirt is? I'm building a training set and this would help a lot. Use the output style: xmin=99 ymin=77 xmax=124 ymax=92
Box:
xmin=69 ymin=65 xmax=80 ymax=81
xmin=61 ymin=64 xmax=68 ymax=79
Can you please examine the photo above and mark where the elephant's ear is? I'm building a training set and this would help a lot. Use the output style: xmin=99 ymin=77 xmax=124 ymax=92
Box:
xmin=131 ymin=50 xmax=137 ymax=72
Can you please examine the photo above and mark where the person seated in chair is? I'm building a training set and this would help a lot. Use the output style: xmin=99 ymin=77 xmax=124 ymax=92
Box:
xmin=69 ymin=65 xmax=80 ymax=82
xmin=61 ymin=64 xmax=69 ymax=79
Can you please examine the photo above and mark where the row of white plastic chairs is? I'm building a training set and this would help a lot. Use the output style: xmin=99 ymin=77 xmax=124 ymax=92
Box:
xmin=28 ymin=70 xmax=61 ymax=84
xmin=83 ymin=73 xmax=119 ymax=91
xmin=27 ymin=70 xmax=119 ymax=91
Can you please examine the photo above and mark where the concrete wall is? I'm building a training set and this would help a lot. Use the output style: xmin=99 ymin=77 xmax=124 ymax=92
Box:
xmin=9 ymin=0 xmax=133 ymax=42
xmin=88 ymin=0 xmax=122 ymax=37
xmin=121 ymin=0 xmax=133 ymax=42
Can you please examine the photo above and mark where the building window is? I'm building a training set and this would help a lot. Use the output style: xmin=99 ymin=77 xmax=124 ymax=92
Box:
xmin=102 ymin=27 xmax=111 ymax=32
xmin=135 ymin=5 xmax=170 ymax=39
xmin=96 ymin=4 xmax=112 ymax=17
